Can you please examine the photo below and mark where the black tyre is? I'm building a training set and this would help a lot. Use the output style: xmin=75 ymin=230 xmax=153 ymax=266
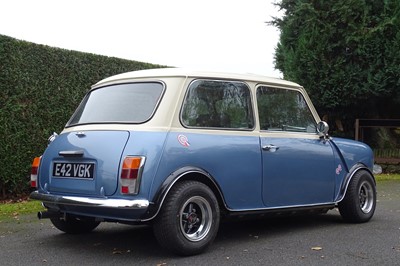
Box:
xmin=338 ymin=170 xmax=376 ymax=223
xmin=153 ymin=180 xmax=220 ymax=256
xmin=50 ymin=214 xmax=100 ymax=234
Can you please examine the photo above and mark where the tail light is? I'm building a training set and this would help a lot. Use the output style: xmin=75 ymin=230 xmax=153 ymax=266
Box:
xmin=120 ymin=156 xmax=145 ymax=194
xmin=31 ymin=157 xmax=41 ymax=188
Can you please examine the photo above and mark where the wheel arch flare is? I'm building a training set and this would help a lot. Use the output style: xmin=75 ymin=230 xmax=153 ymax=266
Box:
xmin=144 ymin=166 xmax=227 ymax=221
xmin=335 ymin=164 xmax=376 ymax=203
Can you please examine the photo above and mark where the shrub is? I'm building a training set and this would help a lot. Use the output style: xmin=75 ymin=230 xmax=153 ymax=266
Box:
xmin=0 ymin=34 xmax=165 ymax=198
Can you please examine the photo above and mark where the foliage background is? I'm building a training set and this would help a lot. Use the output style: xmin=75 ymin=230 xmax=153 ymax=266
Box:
xmin=0 ymin=34 xmax=164 ymax=198
xmin=271 ymin=0 xmax=400 ymax=136
xmin=3 ymin=0 xmax=400 ymax=198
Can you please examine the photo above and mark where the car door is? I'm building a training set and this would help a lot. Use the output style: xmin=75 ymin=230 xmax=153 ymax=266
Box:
xmin=257 ymin=85 xmax=336 ymax=207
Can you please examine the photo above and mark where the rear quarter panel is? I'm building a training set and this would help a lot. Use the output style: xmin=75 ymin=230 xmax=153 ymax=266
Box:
xmin=121 ymin=130 xmax=169 ymax=200
xmin=149 ymin=130 xmax=264 ymax=210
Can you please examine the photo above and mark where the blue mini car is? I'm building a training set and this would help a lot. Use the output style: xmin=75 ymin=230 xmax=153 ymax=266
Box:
xmin=30 ymin=68 xmax=376 ymax=255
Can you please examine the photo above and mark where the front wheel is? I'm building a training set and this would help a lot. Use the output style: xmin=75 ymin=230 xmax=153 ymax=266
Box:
xmin=50 ymin=214 xmax=100 ymax=234
xmin=338 ymin=170 xmax=376 ymax=223
xmin=153 ymin=181 xmax=220 ymax=256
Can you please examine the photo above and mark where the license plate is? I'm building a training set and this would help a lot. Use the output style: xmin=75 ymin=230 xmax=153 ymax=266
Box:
xmin=53 ymin=162 xmax=95 ymax=179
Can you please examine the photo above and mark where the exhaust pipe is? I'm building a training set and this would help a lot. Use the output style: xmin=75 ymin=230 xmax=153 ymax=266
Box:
xmin=37 ymin=211 xmax=62 ymax=220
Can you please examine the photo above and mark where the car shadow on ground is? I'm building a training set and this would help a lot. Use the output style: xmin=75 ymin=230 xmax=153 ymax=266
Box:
xmin=216 ymin=211 xmax=344 ymax=242
xmin=37 ymin=211 xmax=345 ymax=259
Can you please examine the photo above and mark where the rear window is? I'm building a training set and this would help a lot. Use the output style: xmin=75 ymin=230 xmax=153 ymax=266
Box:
xmin=67 ymin=82 xmax=164 ymax=126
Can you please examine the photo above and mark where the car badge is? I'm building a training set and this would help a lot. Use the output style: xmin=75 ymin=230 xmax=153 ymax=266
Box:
xmin=336 ymin=164 xmax=342 ymax=175
xmin=178 ymin=134 xmax=190 ymax=147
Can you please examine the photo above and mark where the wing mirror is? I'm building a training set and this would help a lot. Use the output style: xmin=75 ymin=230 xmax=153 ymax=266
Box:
xmin=317 ymin=121 xmax=329 ymax=139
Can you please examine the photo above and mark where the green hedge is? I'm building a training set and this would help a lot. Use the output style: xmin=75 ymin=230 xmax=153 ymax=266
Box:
xmin=0 ymin=34 xmax=165 ymax=198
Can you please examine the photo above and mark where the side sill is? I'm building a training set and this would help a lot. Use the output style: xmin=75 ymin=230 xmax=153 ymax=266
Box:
xmin=225 ymin=203 xmax=336 ymax=219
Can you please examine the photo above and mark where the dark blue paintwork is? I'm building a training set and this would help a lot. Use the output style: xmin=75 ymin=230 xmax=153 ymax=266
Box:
xmin=331 ymin=137 xmax=374 ymax=171
xmin=39 ymin=131 xmax=129 ymax=196
xmin=260 ymin=136 xmax=336 ymax=207
xmin=35 ymin=129 xmax=374 ymax=221
xmin=152 ymin=132 xmax=263 ymax=210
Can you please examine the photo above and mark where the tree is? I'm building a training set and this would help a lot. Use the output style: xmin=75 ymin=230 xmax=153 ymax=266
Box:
xmin=270 ymin=0 xmax=400 ymax=134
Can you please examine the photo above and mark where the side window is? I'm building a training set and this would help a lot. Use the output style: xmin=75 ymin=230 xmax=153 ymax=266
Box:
xmin=181 ymin=80 xmax=254 ymax=129
xmin=257 ymin=86 xmax=316 ymax=133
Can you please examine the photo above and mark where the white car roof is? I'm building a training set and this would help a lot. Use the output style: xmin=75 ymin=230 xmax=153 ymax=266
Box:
xmin=94 ymin=68 xmax=301 ymax=89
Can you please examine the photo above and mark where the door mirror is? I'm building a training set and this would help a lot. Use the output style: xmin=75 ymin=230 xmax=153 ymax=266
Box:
xmin=317 ymin=121 xmax=329 ymax=138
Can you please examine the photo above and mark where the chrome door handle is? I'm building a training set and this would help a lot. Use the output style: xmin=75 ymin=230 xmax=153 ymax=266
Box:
xmin=262 ymin=145 xmax=279 ymax=152
xmin=58 ymin=150 xmax=84 ymax=157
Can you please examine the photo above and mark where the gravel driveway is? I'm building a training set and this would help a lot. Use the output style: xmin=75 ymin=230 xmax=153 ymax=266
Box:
xmin=1 ymin=180 xmax=399 ymax=265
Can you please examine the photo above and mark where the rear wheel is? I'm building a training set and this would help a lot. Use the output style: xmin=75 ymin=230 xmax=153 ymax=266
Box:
xmin=153 ymin=181 xmax=220 ymax=256
xmin=50 ymin=214 xmax=100 ymax=234
xmin=338 ymin=170 xmax=376 ymax=223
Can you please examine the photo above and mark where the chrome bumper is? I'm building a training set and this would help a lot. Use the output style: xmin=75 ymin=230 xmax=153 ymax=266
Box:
xmin=30 ymin=191 xmax=149 ymax=210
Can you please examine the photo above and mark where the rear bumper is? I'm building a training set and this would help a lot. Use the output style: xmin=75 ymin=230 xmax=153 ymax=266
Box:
xmin=30 ymin=190 xmax=149 ymax=210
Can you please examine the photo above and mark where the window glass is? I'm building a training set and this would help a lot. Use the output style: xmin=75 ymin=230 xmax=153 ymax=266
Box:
xmin=67 ymin=82 xmax=164 ymax=126
xmin=257 ymin=86 xmax=316 ymax=133
xmin=181 ymin=80 xmax=254 ymax=129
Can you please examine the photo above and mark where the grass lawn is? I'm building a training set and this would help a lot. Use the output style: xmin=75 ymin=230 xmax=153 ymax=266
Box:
xmin=0 ymin=173 xmax=398 ymax=221
xmin=375 ymin=173 xmax=400 ymax=181
xmin=0 ymin=199 xmax=44 ymax=222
